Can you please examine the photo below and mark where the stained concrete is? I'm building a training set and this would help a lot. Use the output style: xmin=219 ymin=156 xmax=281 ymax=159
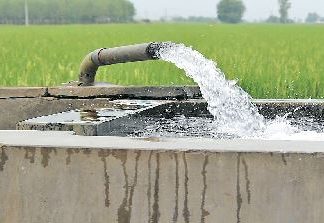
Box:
xmin=15 ymin=100 xmax=208 ymax=136
xmin=1 ymin=86 xmax=324 ymax=222
xmin=1 ymin=132 xmax=324 ymax=223
xmin=0 ymin=86 xmax=201 ymax=130
xmin=0 ymin=98 xmax=115 ymax=130
xmin=15 ymin=99 xmax=324 ymax=136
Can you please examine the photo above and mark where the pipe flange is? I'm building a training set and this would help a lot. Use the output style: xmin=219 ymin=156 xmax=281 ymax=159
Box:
xmin=91 ymin=48 xmax=108 ymax=66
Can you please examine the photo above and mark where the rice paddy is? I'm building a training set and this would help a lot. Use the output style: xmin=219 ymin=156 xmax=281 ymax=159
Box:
xmin=0 ymin=23 xmax=324 ymax=98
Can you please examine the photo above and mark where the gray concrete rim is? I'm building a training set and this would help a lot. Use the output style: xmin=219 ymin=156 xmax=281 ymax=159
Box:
xmin=1 ymin=130 xmax=324 ymax=154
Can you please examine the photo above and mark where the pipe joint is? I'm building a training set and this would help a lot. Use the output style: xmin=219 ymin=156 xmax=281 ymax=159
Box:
xmin=91 ymin=48 xmax=108 ymax=66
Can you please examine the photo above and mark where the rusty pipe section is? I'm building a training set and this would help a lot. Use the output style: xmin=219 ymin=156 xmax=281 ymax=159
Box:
xmin=78 ymin=42 xmax=165 ymax=86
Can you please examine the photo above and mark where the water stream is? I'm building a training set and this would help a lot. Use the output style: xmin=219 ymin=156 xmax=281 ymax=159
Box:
xmin=157 ymin=43 xmax=323 ymax=139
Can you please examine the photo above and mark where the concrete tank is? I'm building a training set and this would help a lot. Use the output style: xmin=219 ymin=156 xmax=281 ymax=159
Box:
xmin=1 ymin=86 xmax=324 ymax=223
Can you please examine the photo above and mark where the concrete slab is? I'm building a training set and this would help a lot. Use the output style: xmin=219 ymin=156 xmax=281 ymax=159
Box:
xmin=0 ymin=87 xmax=47 ymax=98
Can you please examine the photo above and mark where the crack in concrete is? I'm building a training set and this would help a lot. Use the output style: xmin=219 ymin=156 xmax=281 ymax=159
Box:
xmin=0 ymin=146 xmax=8 ymax=171
xmin=236 ymin=153 xmax=242 ymax=223
xmin=102 ymin=157 xmax=110 ymax=208
xmin=98 ymin=150 xmax=111 ymax=208
xmin=242 ymin=158 xmax=251 ymax=204
xmin=127 ymin=151 xmax=141 ymax=221
xmin=117 ymin=151 xmax=129 ymax=223
xmin=200 ymin=154 xmax=209 ymax=223
xmin=151 ymin=153 xmax=160 ymax=223
xmin=147 ymin=151 xmax=154 ymax=222
xmin=183 ymin=152 xmax=190 ymax=223
xmin=172 ymin=153 xmax=179 ymax=223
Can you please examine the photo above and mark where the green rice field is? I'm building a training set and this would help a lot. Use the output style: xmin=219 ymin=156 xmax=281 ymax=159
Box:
xmin=0 ymin=23 xmax=324 ymax=98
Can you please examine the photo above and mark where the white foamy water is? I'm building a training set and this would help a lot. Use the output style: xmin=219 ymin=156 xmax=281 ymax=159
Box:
xmin=158 ymin=42 xmax=266 ymax=137
xmin=157 ymin=43 xmax=323 ymax=140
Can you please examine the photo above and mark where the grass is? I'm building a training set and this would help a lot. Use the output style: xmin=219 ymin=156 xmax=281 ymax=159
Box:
xmin=0 ymin=23 xmax=324 ymax=98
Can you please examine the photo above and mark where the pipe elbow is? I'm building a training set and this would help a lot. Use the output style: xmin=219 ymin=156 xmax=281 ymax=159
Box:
xmin=78 ymin=52 xmax=99 ymax=86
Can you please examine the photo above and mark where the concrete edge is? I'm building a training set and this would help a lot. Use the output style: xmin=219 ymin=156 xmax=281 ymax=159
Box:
xmin=46 ymin=86 xmax=202 ymax=99
xmin=0 ymin=86 xmax=202 ymax=99
xmin=1 ymin=130 xmax=324 ymax=154
xmin=0 ymin=87 xmax=48 ymax=99
xmin=1 ymin=86 xmax=324 ymax=105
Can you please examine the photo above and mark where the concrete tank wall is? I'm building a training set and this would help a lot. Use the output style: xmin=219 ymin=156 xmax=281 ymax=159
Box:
xmin=1 ymin=144 xmax=324 ymax=223
xmin=2 ymin=86 xmax=324 ymax=130
xmin=1 ymin=87 xmax=324 ymax=223
xmin=0 ymin=86 xmax=201 ymax=129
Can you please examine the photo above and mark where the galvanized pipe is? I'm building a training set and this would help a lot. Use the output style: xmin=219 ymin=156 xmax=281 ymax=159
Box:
xmin=78 ymin=42 xmax=165 ymax=86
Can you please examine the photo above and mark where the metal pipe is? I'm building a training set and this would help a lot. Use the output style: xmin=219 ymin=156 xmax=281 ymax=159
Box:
xmin=78 ymin=42 xmax=165 ymax=86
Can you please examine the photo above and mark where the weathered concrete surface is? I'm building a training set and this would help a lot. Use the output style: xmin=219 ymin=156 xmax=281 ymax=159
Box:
xmin=1 ymin=86 xmax=324 ymax=131
xmin=0 ymin=87 xmax=47 ymax=99
xmin=15 ymin=100 xmax=171 ymax=136
xmin=1 ymin=135 xmax=324 ymax=223
xmin=0 ymin=86 xmax=201 ymax=130
xmin=1 ymin=87 xmax=324 ymax=223
xmin=15 ymin=99 xmax=324 ymax=136
xmin=16 ymin=100 xmax=208 ymax=136
xmin=255 ymin=99 xmax=324 ymax=119
xmin=47 ymin=86 xmax=202 ymax=99
xmin=0 ymin=98 xmax=114 ymax=130
xmin=0 ymin=86 xmax=202 ymax=99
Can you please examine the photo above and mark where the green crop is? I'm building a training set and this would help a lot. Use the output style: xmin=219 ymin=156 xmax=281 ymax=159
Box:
xmin=0 ymin=23 xmax=324 ymax=99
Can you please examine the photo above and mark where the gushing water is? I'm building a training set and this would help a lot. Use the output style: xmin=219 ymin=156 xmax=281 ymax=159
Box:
xmin=158 ymin=42 xmax=266 ymax=137
xmin=156 ymin=43 xmax=321 ymax=139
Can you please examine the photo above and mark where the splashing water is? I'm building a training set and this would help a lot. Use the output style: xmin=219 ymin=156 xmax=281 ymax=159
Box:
xmin=157 ymin=43 xmax=321 ymax=139
xmin=158 ymin=42 xmax=267 ymax=137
